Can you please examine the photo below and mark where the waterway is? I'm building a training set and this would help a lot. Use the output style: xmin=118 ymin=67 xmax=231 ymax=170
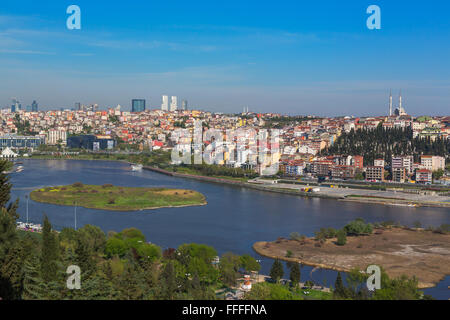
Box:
xmin=10 ymin=159 xmax=450 ymax=299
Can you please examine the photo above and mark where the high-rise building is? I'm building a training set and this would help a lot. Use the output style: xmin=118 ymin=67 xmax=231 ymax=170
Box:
xmin=170 ymin=96 xmax=178 ymax=112
xmin=75 ymin=102 xmax=81 ymax=111
xmin=11 ymin=98 xmax=20 ymax=112
xmin=31 ymin=100 xmax=38 ymax=112
xmin=131 ymin=99 xmax=146 ymax=112
xmin=181 ymin=99 xmax=188 ymax=111
xmin=161 ymin=95 xmax=169 ymax=111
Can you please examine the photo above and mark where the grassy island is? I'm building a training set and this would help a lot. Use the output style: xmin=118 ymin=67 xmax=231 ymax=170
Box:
xmin=30 ymin=183 xmax=207 ymax=211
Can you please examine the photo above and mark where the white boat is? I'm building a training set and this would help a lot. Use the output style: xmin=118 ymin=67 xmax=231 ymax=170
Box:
xmin=131 ymin=164 xmax=143 ymax=171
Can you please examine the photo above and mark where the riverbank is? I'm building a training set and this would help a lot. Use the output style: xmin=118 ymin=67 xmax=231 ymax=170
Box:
xmin=253 ymin=227 xmax=450 ymax=289
xmin=143 ymin=166 xmax=450 ymax=208
xmin=30 ymin=184 xmax=207 ymax=211
xmin=22 ymin=157 xmax=450 ymax=208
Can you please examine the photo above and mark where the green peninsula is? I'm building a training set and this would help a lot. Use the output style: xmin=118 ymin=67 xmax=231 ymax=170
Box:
xmin=30 ymin=183 xmax=207 ymax=211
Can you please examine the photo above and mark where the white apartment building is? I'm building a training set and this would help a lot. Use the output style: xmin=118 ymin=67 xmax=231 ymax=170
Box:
xmin=374 ymin=159 xmax=385 ymax=167
xmin=47 ymin=130 xmax=67 ymax=145
xmin=421 ymin=155 xmax=445 ymax=172
xmin=392 ymin=155 xmax=413 ymax=175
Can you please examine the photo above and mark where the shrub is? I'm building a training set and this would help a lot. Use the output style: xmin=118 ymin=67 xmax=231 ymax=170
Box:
xmin=290 ymin=232 xmax=301 ymax=241
xmin=105 ymin=238 xmax=128 ymax=258
xmin=72 ymin=182 xmax=84 ymax=188
xmin=119 ymin=228 xmax=146 ymax=241
xmin=108 ymin=198 xmax=115 ymax=204
xmin=343 ymin=218 xmax=373 ymax=236
xmin=102 ymin=184 xmax=114 ymax=188
xmin=336 ymin=229 xmax=347 ymax=246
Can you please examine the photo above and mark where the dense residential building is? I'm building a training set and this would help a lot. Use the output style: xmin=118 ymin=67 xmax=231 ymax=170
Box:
xmin=352 ymin=155 xmax=364 ymax=170
xmin=47 ymin=130 xmax=67 ymax=145
xmin=420 ymin=155 xmax=445 ymax=172
xmin=392 ymin=155 xmax=414 ymax=175
xmin=392 ymin=167 xmax=407 ymax=183
xmin=0 ymin=99 xmax=447 ymax=180
xmin=416 ymin=169 xmax=432 ymax=184
xmin=331 ymin=165 xmax=356 ymax=180
xmin=374 ymin=159 xmax=385 ymax=167
xmin=365 ymin=166 xmax=385 ymax=181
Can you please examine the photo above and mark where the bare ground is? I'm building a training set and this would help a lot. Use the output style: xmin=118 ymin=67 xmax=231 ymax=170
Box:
xmin=253 ymin=228 xmax=450 ymax=288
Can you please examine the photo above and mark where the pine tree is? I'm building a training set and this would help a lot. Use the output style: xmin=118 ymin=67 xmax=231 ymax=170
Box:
xmin=22 ymin=255 xmax=45 ymax=300
xmin=116 ymin=263 xmax=144 ymax=300
xmin=0 ymin=160 xmax=20 ymax=300
xmin=75 ymin=237 xmax=96 ymax=280
xmin=0 ymin=160 xmax=13 ymax=208
xmin=289 ymin=263 xmax=301 ymax=287
xmin=334 ymin=272 xmax=347 ymax=299
xmin=40 ymin=215 xmax=60 ymax=282
xmin=159 ymin=261 xmax=177 ymax=300
xmin=269 ymin=259 xmax=284 ymax=283
xmin=0 ymin=245 xmax=24 ymax=299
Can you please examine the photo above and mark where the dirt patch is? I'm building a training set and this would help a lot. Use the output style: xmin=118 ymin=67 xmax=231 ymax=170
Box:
xmin=253 ymin=228 xmax=450 ymax=288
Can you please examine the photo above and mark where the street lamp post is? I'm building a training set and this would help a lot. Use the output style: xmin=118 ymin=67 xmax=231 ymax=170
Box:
xmin=25 ymin=195 xmax=29 ymax=224
xmin=74 ymin=201 xmax=77 ymax=230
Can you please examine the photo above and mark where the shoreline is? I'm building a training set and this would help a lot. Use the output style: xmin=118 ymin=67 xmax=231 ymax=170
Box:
xmin=252 ymin=242 xmax=440 ymax=289
xmin=142 ymin=166 xmax=450 ymax=209
xmin=252 ymin=228 xmax=450 ymax=289
xmin=29 ymin=184 xmax=207 ymax=212
xmin=19 ymin=157 xmax=450 ymax=209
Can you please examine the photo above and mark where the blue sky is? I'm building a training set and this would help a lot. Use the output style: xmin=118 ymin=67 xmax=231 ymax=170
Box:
xmin=0 ymin=0 xmax=449 ymax=115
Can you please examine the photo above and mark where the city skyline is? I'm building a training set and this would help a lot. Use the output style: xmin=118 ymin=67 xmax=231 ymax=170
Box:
xmin=1 ymin=1 xmax=450 ymax=115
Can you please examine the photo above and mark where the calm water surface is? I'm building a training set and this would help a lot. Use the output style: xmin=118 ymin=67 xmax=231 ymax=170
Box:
xmin=10 ymin=160 xmax=450 ymax=299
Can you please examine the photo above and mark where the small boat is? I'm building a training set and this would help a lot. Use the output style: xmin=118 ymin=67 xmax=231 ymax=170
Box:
xmin=131 ymin=164 xmax=143 ymax=171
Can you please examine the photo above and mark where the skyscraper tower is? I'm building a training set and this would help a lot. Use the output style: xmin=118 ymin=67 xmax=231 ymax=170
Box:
xmin=181 ymin=99 xmax=188 ymax=111
xmin=131 ymin=99 xmax=146 ymax=112
xmin=389 ymin=90 xmax=392 ymax=116
xmin=399 ymin=90 xmax=402 ymax=110
xmin=31 ymin=100 xmax=38 ymax=112
xmin=161 ymin=95 xmax=169 ymax=111
xmin=170 ymin=96 xmax=178 ymax=112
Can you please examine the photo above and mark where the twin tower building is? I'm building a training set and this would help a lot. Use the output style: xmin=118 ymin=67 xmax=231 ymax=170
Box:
xmin=161 ymin=95 xmax=188 ymax=112
xmin=131 ymin=95 xmax=188 ymax=113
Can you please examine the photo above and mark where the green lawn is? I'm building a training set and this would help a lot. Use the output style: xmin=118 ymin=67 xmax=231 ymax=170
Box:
xmin=30 ymin=184 xmax=206 ymax=211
